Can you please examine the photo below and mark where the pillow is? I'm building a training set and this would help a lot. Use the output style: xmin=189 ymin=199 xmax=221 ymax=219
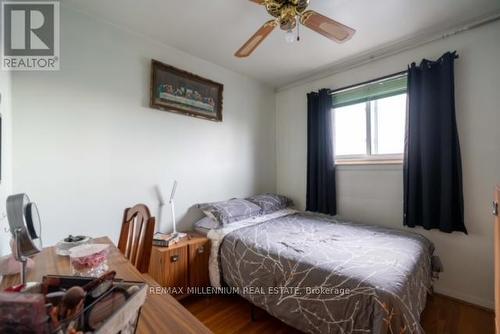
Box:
xmin=194 ymin=216 xmax=220 ymax=230
xmin=197 ymin=199 xmax=262 ymax=225
xmin=246 ymin=193 xmax=293 ymax=214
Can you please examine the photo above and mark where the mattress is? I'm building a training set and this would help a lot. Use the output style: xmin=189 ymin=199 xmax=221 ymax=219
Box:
xmin=209 ymin=211 xmax=434 ymax=334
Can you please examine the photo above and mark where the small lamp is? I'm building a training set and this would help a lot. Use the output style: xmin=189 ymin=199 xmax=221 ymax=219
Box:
xmin=169 ymin=181 xmax=186 ymax=239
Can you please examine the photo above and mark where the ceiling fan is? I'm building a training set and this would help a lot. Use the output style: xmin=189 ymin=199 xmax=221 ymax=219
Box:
xmin=235 ymin=0 xmax=355 ymax=58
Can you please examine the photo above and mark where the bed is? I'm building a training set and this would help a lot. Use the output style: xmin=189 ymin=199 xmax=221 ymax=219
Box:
xmin=204 ymin=209 xmax=435 ymax=334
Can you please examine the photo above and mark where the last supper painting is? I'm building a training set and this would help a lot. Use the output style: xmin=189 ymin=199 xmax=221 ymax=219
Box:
xmin=150 ymin=60 xmax=223 ymax=121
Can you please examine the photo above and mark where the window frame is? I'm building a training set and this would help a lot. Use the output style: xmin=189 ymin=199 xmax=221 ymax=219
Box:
xmin=331 ymin=72 xmax=407 ymax=165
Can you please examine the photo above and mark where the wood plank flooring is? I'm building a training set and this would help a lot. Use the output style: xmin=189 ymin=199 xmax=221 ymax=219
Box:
xmin=181 ymin=293 xmax=494 ymax=334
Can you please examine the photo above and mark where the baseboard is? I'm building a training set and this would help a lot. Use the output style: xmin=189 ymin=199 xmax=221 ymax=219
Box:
xmin=433 ymin=287 xmax=494 ymax=311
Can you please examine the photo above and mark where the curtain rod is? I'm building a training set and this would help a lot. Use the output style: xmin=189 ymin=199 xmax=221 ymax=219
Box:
xmin=329 ymin=70 xmax=407 ymax=95
xmin=329 ymin=52 xmax=459 ymax=95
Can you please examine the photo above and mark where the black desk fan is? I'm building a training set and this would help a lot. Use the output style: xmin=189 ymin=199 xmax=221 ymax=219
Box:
xmin=6 ymin=193 xmax=42 ymax=287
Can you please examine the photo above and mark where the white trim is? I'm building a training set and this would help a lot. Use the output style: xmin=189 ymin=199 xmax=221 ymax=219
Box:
xmin=336 ymin=154 xmax=403 ymax=161
xmin=277 ymin=10 xmax=500 ymax=92
xmin=336 ymin=163 xmax=403 ymax=172
xmin=335 ymin=157 xmax=403 ymax=167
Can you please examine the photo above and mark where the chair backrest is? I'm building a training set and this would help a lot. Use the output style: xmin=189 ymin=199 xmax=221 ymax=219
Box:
xmin=117 ymin=204 xmax=156 ymax=273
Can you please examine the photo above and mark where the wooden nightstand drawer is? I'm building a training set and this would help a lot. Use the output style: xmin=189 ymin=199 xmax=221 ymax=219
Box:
xmin=148 ymin=233 xmax=211 ymax=299
xmin=188 ymin=239 xmax=210 ymax=288
xmin=149 ymin=245 xmax=188 ymax=290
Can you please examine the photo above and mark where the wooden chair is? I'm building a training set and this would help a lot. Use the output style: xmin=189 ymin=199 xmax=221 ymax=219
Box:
xmin=118 ymin=204 xmax=156 ymax=273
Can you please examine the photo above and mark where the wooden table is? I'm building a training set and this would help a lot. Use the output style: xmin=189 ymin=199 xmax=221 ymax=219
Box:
xmin=0 ymin=237 xmax=212 ymax=334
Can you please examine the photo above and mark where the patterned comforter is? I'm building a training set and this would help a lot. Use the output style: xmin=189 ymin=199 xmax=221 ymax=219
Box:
xmin=213 ymin=211 xmax=434 ymax=334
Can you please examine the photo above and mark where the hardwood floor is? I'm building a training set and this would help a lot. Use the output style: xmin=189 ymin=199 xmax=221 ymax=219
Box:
xmin=181 ymin=293 xmax=494 ymax=334
xmin=421 ymin=294 xmax=494 ymax=334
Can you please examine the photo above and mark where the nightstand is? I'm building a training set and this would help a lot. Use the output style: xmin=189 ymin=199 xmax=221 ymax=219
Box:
xmin=148 ymin=233 xmax=210 ymax=299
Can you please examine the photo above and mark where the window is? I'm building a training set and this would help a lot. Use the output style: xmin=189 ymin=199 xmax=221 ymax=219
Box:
xmin=332 ymin=74 xmax=407 ymax=163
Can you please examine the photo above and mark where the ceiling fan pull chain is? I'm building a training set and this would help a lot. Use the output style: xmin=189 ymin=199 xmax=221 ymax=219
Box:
xmin=296 ymin=16 xmax=300 ymax=41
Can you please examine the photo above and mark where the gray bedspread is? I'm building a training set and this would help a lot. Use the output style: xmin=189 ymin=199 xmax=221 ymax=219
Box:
xmin=219 ymin=212 xmax=434 ymax=334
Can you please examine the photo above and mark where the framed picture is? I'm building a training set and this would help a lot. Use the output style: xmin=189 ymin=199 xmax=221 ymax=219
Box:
xmin=150 ymin=60 xmax=223 ymax=122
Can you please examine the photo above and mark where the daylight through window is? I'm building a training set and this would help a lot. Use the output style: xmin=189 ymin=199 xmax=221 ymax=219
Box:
xmin=332 ymin=74 xmax=407 ymax=162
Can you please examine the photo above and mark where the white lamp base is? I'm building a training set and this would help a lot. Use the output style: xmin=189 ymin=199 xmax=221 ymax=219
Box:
xmin=172 ymin=232 xmax=187 ymax=239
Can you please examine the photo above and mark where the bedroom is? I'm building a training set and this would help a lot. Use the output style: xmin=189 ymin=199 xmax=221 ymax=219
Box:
xmin=0 ymin=0 xmax=499 ymax=333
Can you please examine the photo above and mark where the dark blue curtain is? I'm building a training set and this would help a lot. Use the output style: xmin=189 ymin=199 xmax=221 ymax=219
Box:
xmin=404 ymin=51 xmax=467 ymax=233
xmin=306 ymin=89 xmax=336 ymax=215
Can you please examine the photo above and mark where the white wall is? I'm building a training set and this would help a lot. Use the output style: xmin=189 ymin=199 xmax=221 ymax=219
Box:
xmin=0 ymin=70 xmax=12 ymax=256
xmin=11 ymin=8 xmax=276 ymax=247
xmin=276 ymin=20 xmax=500 ymax=308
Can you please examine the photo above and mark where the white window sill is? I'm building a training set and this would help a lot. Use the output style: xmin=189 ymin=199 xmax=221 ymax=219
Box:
xmin=335 ymin=159 xmax=403 ymax=166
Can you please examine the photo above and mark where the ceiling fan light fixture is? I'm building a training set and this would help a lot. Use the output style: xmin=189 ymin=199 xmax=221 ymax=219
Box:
xmin=285 ymin=28 xmax=295 ymax=44
xmin=237 ymin=0 xmax=355 ymax=57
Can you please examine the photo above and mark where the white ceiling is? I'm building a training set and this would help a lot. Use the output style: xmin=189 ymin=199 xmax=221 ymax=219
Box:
xmin=63 ymin=0 xmax=500 ymax=87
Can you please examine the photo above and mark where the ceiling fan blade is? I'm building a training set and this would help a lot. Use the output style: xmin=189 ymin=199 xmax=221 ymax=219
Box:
xmin=249 ymin=0 xmax=266 ymax=4
xmin=300 ymin=10 xmax=355 ymax=43
xmin=235 ymin=20 xmax=277 ymax=58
